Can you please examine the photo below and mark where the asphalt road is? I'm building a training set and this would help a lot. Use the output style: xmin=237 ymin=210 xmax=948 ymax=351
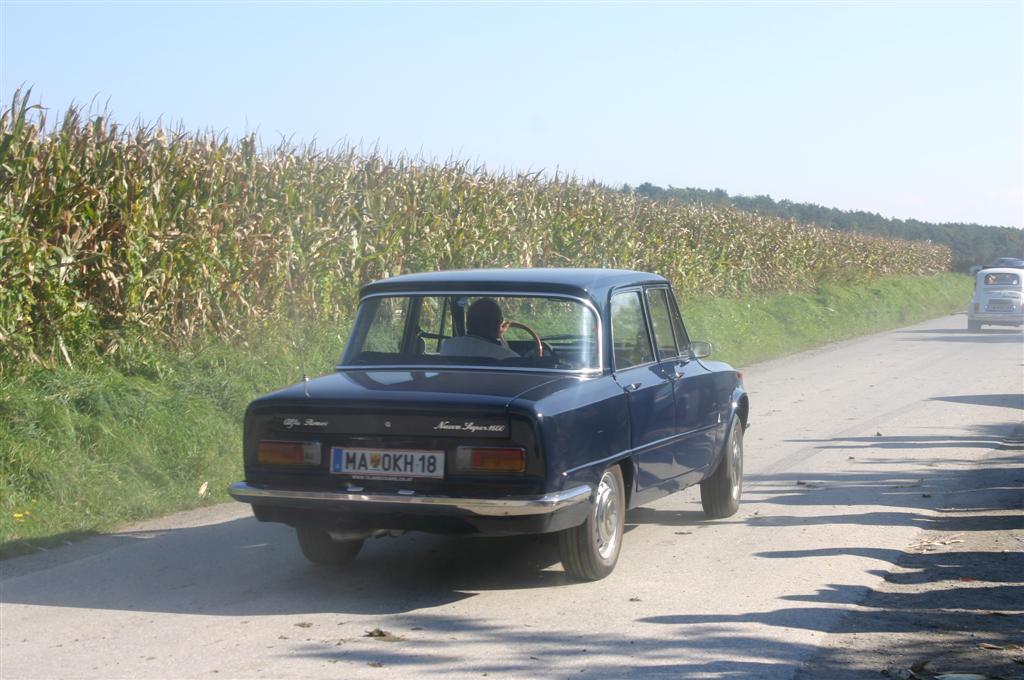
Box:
xmin=2 ymin=314 xmax=1022 ymax=680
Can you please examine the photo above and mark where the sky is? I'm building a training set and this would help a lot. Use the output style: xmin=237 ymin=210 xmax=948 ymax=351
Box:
xmin=1 ymin=1 xmax=1022 ymax=228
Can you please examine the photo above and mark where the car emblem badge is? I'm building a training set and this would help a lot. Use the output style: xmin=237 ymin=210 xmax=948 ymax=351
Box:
xmin=370 ymin=453 xmax=382 ymax=467
xmin=433 ymin=420 xmax=506 ymax=433
xmin=283 ymin=417 xmax=328 ymax=429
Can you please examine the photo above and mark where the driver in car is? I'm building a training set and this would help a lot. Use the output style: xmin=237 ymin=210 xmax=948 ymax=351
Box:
xmin=440 ymin=298 xmax=520 ymax=359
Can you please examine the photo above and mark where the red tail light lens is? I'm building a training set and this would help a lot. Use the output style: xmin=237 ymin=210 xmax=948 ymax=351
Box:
xmin=257 ymin=441 xmax=322 ymax=465
xmin=455 ymin=446 xmax=526 ymax=473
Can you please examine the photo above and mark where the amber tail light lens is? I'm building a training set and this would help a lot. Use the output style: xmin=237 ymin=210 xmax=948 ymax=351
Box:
xmin=455 ymin=446 xmax=526 ymax=473
xmin=257 ymin=441 xmax=322 ymax=465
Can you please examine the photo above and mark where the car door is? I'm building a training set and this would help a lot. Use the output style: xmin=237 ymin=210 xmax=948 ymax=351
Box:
xmin=658 ymin=287 xmax=719 ymax=474
xmin=609 ymin=289 xmax=679 ymax=490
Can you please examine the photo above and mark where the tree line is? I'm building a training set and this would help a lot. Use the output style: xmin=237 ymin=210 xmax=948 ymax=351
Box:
xmin=629 ymin=184 xmax=1023 ymax=272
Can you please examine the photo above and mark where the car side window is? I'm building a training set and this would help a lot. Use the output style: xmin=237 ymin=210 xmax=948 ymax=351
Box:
xmin=363 ymin=297 xmax=408 ymax=352
xmin=611 ymin=291 xmax=654 ymax=370
xmin=645 ymin=287 xmax=679 ymax=360
xmin=667 ymin=290 xmax=691 ymax=352
xmin=416 ymin=296 xmax=446 ymax=353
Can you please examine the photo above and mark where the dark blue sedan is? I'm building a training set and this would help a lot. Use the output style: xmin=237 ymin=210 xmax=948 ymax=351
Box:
xmin=229 ymin=268 xmax=749 ymax=580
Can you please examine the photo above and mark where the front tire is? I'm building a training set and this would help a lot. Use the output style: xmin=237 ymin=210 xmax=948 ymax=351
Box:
xmin=558 ymin=465 xmax=625 ymax=581
xmin=701 ymin=419 xmax=744 ymax=519
xmin=295 ymin=526 xmax=364 ymax=567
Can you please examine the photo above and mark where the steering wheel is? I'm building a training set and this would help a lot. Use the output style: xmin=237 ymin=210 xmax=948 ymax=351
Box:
xmin=505 ymin=321 xmax=543 ymax=357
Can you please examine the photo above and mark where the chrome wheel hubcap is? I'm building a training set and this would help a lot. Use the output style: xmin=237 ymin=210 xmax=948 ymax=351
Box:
xmin=594 ymin=471 xmax=621 ymax=560
xmin=730 ymin=427 xmax=744 ymax=501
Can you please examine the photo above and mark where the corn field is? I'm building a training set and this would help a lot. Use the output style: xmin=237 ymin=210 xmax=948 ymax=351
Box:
xmin=0 ymin=90 xmax=951 ymax=367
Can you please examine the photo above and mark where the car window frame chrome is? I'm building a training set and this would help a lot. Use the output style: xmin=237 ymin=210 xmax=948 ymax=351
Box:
xmin=643 ymin=284 xmax=689 ymax=362
xmin=337 ymin=289 xmax=606 ymax=375
xmin=608 ymin=286 xmax=660 ymax=374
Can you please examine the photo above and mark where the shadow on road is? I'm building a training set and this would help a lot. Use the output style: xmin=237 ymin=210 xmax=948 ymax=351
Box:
xmin=3 ymin=413 xmax=1023 ymax=678
xmin=0 ymin=517 xmax=581 ymax=615
xmin=932 ymin=393 xmax=1024 ymax=410
xmin=897 ymin=327 xmax=1024 ymax=344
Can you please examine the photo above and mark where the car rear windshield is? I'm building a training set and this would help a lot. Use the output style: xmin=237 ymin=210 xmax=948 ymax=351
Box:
xmin=341 ymin=294 xmax=600 ymax=372
xmin=982 ymin=273 xmax=1021 ymax=286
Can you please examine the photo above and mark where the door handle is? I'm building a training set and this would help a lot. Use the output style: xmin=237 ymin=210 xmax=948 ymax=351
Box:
xmin=625 ymin=382 xmax=642 ymax=393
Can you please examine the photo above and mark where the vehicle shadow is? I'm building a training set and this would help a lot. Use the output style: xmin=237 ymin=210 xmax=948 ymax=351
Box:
xmin=0 ymin=514 xmax=586 ymax=616
xmin=897 ymin=327 xmax=1024 ymax=344
xmin=901 ymin=327 xmax=1023 ymax=335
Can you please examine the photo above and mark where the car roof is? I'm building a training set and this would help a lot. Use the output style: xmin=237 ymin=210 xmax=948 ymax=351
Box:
xmin=360 ymin=268 xmax=668 ymax=301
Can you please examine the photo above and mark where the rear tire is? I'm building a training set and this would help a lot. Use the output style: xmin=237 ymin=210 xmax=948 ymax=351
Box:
xmin=558 ymin=465 xmax=625 ymax=581
xmin=295 ymin=526 xmax=364 ymax=567
xmin=701 ymin=419 xmax=744 ymax=519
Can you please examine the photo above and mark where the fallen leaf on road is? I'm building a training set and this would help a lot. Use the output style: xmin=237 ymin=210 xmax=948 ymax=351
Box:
xmin=368 ymin=661 xmax=383 ymax=667
xmin=674 ymin=530 xmax=692 ymax=535
xmin=295 ymin=622 xmax=312 ymax=628
xmin=364 ymin=628 xmax=404 ymax=642
xmin=909 ymin=535 xmax=963 ymax=552
xmin=978 ymin=643 xmax=1005 ymax=650
xmin=629 ymin=597 xmax=641 ymax=602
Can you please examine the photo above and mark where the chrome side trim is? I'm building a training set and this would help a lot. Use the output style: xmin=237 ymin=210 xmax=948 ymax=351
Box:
xmin=228 ymin=482 xmax=592 ymax=517
xmin=560 ymin=424 xmax=721 ymax=477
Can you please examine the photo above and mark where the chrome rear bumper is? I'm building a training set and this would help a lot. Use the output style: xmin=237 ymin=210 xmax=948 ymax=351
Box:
xmin=228 ymin=482 xmax=592 ymax=517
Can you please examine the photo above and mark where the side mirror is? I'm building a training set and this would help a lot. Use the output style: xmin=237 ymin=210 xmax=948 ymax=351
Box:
xmin=689 ymin=341 xmax=712 ymax=359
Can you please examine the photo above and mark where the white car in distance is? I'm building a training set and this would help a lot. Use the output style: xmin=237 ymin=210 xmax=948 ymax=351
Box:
xmin=968 ymin=267 xmax=1024 ymax=331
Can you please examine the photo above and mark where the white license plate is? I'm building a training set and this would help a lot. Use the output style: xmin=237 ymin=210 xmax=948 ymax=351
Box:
xmin=330 ymin=447 xmax=445 ymax=480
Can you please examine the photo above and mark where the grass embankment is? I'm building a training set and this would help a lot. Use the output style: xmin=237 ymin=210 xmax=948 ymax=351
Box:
xmin=685 ymin=272 xmax=974 ymax=364
xmin=0 ymin=273 xmax=972 ymax=555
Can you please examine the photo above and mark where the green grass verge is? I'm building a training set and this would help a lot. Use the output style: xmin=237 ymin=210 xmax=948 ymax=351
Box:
xmin=0 ymin=273 xmax=973 ymax=556
xmin=683 ymin=272 xmax=973 ymax=367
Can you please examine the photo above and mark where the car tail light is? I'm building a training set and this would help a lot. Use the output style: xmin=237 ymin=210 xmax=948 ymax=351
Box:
xmin=974 ymin=303 xmax=980 ymax=312
xmin=257 ymin=441 xmax=322 ymax=465
xmin=455 ymin=446 xmax=526 ymax=473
